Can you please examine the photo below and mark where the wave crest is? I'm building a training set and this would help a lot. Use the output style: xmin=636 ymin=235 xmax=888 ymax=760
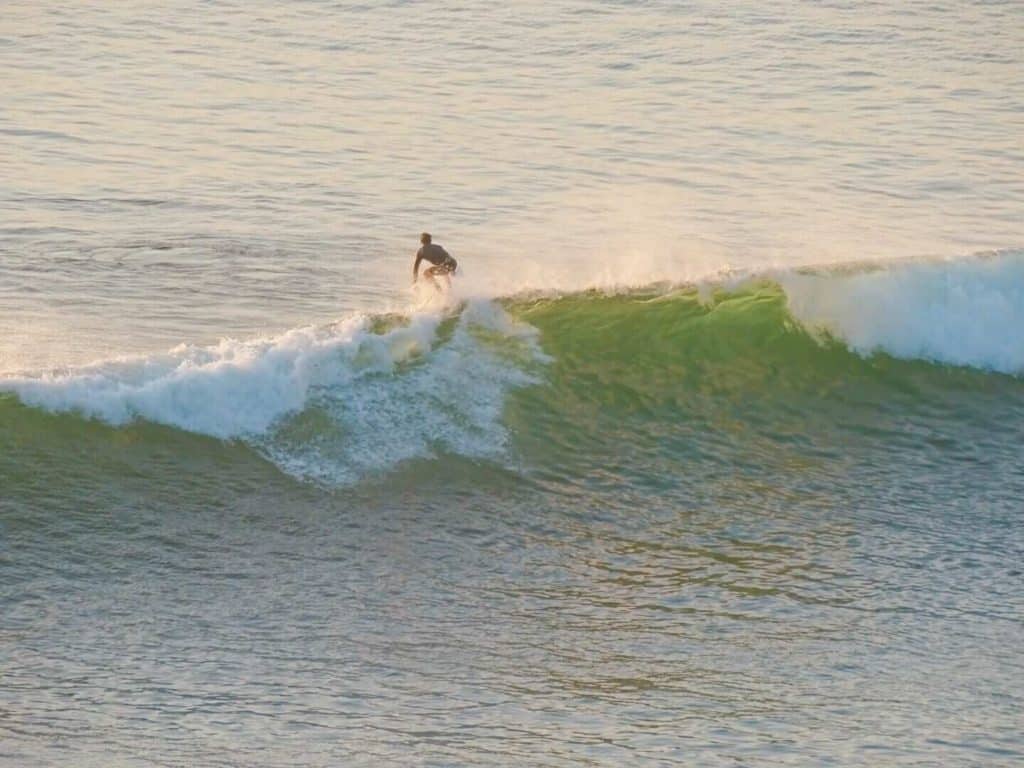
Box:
xmin=781 ymin=252 xmax=1024 ymax=375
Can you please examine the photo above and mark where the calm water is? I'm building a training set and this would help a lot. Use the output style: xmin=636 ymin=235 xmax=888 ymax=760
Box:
xmin=2 ymin=2 xmax=1023 ymax=766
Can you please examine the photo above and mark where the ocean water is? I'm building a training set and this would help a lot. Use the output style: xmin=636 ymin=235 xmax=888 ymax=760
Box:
xmin=2 ymin=2 xmax=1023 ymax=766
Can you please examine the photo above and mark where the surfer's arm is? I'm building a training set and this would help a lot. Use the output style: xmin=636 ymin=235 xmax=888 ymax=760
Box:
xmin=413 ymin=252 xmax=423 ymax=282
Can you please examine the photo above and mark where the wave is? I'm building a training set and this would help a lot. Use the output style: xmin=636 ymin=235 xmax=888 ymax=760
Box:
xmin=2 ymin=251 xmax=1022 ymax=485
xmin=1 ymin=300 xmax=546 ymax=484
xmin=780 ymin=251 xmax=1024 ymax=374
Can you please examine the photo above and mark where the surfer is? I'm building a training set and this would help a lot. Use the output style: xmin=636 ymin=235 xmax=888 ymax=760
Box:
xmin=413 ymin=233 xmax=458 ymax=291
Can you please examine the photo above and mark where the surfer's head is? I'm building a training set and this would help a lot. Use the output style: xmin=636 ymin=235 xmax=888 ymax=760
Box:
xmin=420 ymin=232 xmax=432 ymax=245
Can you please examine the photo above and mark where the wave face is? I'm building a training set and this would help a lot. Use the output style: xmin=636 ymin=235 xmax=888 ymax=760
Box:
xmin=3 ymin=252 xmax=1023 ymax=487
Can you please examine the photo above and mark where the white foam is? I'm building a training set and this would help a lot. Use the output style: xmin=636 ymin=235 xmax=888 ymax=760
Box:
xmin=781 ymin=252 xmax=1024 ymax=375
xmin=2 ymin=313 xmax=440 ymax=438
xmin=264 ymin=304 xmax=542 ymax=485
xmin=1 ymin=300 xmax=546 ymax=483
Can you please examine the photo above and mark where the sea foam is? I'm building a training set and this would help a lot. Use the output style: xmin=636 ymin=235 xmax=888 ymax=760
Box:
xmin=1 ymin=300 xmax=544 ymax=483
xmin=781 ymin=252 xmax=1024 ymax=375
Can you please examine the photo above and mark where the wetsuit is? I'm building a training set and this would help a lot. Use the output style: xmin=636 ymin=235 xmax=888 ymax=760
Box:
xmin=415 ymin=243 xmax=458 ymax=275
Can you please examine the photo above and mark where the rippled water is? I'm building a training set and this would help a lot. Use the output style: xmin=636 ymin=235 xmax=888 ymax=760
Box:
xmin=3 ymin=0 xmax=1023 ymax=369
xmin=2 ymin=2 xmax=1023 ymax=766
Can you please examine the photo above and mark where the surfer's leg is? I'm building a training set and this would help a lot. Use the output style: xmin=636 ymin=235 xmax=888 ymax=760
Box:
xmin=440 ymin=258 xmax=456 ymax=289
xmin=423 ymin=266 xmax=441 ymax=291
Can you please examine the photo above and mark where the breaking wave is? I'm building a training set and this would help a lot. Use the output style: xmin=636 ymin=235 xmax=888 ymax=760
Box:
xmin=3 ymin=251 xmax=1022 ymax=485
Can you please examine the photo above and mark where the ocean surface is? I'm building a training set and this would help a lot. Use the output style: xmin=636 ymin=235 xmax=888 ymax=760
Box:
xmin=2 ymin=2 xmax=1023 ymax=766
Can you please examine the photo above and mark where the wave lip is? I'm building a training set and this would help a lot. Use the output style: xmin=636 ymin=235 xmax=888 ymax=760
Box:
xmin=781 ymin=251 xmax=1024 ymax=375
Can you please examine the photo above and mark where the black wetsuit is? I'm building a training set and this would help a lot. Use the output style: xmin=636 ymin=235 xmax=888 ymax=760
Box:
xmin=416 ymin=243 xmax=457 ymax=274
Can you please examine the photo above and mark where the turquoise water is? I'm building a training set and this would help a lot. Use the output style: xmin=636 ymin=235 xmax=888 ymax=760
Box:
xmin=2 ymin=2 xmax=1024 ymax=766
